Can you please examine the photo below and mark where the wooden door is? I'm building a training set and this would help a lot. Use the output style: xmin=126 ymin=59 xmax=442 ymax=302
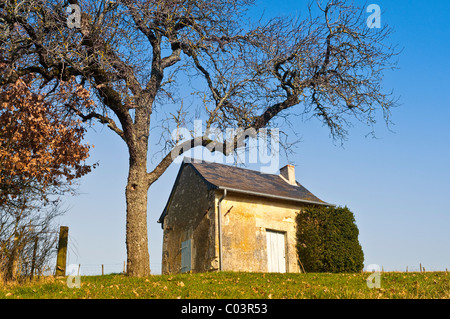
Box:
xmin=266 ymin=230 xmax=286 ymax=273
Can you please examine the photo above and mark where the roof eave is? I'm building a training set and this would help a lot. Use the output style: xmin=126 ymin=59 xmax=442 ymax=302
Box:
xmin=216 ymin=186 xmax=335 ymax=207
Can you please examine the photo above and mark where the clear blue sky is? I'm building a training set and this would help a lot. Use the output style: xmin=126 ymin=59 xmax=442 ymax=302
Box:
xmin=61 ymin=0 xmax=450 ymax=274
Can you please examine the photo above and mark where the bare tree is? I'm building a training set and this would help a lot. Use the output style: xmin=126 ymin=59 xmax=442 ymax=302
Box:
xmin=0 ymin=0 xmax=399 ymax=276
xmin=0 ymin=185 xmax=66 ymax=282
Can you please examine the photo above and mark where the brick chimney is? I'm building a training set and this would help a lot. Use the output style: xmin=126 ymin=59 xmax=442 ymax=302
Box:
xmin=280 ymin=164 xmax=296 ymax=185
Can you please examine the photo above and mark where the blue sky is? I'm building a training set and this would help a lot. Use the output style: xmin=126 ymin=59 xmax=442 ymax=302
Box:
xmin=61 ymin=0 xmax=450 ymax=274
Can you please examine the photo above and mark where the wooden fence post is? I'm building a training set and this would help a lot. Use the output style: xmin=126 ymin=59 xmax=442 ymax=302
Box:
xmin=55 ymin=226 xmax=69 ymax=277
xmin=102 ymin=264 xmax=104 ymax=276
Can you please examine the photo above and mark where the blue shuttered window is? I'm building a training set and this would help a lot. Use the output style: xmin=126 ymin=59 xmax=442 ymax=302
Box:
xmin=181 ymin=239 xmax=192 ymax=273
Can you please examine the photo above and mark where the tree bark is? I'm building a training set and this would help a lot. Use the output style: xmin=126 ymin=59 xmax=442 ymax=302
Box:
xmin=125 ymin=159 xmax=151 ymax=277
xmin=6 ymin=233 xmax=20 ymax=281
xmin=124 ymin=100 xmax=152 ymax=277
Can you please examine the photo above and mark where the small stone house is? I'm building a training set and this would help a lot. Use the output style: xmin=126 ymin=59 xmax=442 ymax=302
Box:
xmin=157 ymin=158 xmax=332 ymax=274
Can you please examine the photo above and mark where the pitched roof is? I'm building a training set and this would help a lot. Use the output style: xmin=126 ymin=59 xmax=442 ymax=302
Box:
xmin=190 ymin=160 xmax=328 ymax=204
xmin=158 ymin=158 xmax=332 ymax=225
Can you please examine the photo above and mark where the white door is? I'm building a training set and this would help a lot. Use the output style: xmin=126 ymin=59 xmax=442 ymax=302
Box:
xmin=266 ymin=230 xmax=286 ymax=273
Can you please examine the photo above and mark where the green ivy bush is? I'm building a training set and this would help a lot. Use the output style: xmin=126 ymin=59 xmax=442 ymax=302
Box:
xmin=296 ymin=206 xmax=364 ymax=273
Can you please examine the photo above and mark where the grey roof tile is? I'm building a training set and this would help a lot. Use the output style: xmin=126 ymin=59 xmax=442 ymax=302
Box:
xmin=188 ymin=159 xmax=326 ymax=204
xmin=158 ymin=158 xmax=331 ymax=226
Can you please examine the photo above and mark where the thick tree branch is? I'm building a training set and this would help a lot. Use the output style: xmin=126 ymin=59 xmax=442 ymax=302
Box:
xmin=67 ymin=104 xmax=125 ymax=141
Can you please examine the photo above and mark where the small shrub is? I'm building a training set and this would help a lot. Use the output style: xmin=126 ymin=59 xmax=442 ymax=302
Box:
xmin=296 ymin=206 xmax=364 ymax=273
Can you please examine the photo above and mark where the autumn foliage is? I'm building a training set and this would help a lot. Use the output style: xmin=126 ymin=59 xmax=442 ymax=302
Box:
xmin=0 ymin=67 xmax=94 ymax=206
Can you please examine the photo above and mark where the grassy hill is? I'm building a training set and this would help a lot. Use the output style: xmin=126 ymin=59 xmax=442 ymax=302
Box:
xmin=1 ymin=271 xmax=449 ymax=299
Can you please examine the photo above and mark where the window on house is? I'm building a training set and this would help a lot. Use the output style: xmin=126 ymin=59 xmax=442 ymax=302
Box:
xmin=181 ymin=239 xmax=192 ymax=273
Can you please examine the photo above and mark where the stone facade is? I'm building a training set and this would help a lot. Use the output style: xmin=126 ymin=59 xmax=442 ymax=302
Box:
xmin=218 ymin=192 xmax=303 ymax=273
xmin=160 ymin=163 xmax=319 ymax=274
xmin=161 ymin=165 xmax=217 ymax=274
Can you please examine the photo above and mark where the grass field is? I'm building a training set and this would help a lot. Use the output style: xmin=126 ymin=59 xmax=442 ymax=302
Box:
xmin=0 ymin=271 xmax=449 ymax=299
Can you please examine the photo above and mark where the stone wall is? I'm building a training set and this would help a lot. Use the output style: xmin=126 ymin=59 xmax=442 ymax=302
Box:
xmin=218 ymin=192 xmax=305 ymax=273
xmin=161 ymin=165 xmax=311 ymax=274
xmin=161 ymin=165 xmax=216 ymax=274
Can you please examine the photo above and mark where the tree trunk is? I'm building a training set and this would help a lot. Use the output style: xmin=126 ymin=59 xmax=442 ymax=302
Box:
xmin=30 ymin=236 xmax=38 ymax=280
xmin=124 ymin=104 xmax=152 ymax=277
xmin=125 ymin=159 xmax=151 ymax=277
xmin=6 ymin=233 xmax=20 ymax=281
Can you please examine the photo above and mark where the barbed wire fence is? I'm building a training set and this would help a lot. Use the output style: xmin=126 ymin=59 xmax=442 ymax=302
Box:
xmin=38 ymin=262 xmax=163 ymax=276
xmin=39 ymin=231 xmax=164 ymax=276
xmin=40 ymin=226 xmax=446 ymax=277
xmin=38 ymin=261 xmax=447 ymax=277
xmin=68 ymin=262 xmax=163 ymax=276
